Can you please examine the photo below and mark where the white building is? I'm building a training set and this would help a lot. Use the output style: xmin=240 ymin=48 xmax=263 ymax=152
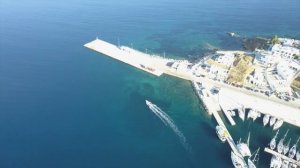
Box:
xmin=271 ymin=44 xmax=300 ymax=59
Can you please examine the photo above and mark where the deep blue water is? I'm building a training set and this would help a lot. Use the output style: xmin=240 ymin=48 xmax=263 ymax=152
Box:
xmin=0 ymin=0 xmax=300 ymax=168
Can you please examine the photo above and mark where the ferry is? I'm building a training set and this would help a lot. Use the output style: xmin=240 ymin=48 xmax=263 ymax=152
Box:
xmin=216 ymin=125 xmax=228 ymax=142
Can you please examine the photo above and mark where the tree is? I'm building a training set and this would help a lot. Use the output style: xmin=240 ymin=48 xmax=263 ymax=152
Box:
xmin=271 ymin=35 xmax=280 ymax=45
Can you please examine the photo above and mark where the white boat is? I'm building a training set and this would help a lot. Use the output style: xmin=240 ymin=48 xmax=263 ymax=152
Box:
xmin=229 ymin=110 xmax=236 ymax=117
xmin=263 ymin=114 xmax=270 ymax=126
xmin=270 ymin=155 xmax=282 ymax=168
xmin=237 ymin=133 xmax=251 ymax=157
xmin=216 ymin=125 xmax=228 ymax=142
xmin=281 ymin=160 xmax=289 ymax=168
xmin=270 ymin=130 xmax=279 ymax=150
xmin=231 ymin=151 xmax=247 ymax=168
xmin=273 ymin=119 xmax=283 ymax=130
xmin=238 ymin=108 xmax=245 ymax=121
xmin=288 ymin=163 xmax=297 ymax=168
xmin=277 ymin=130 xmax=289 ymax=154
xmin=247 ymin=109 xmax=260 ymax=121
xmin=296 ymin=150 xmax=300 ymax=161
xmin=248 ymin=148 xmax=260 ymax=168
xmin=288 ymin=137 xmax=299 ymax=159
xmin=283 ymin=138 xmax=291 ymax=155
xmin=269 ymin=116 xmax=277 ymax=126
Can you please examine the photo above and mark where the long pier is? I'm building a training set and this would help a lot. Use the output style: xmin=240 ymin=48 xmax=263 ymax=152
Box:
xmin=192 ymin=82 xmax=244 ymax=160
xmin=84 ymin=38 xmax=300 ymax=128
xmin=264 ymin=147 xmax=300 ymax=166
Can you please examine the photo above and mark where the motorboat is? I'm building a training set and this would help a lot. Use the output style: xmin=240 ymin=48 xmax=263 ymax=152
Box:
xmin=216 ymin=125 xmax=228 ymax=142
xmin=273 ymin=119 xmax=283 ymax=130
xmin=269 ymin=116 xmax=277 ymax=127
xmin=263 ymin=114 xmax=270 ymax=126
xmin=270 ymin=155 xmax=282 ymax=168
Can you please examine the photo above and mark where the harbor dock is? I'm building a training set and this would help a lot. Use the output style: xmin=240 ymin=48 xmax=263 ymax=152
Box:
xmin=264 ymin=147 xmax=300 ymax=166
xmin=84 ymin=38 xmax=300 ymax=128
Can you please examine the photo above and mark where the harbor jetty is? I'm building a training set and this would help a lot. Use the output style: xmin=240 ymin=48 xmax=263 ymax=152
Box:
xmin=84 ymin=38 xmax=300 ymax=128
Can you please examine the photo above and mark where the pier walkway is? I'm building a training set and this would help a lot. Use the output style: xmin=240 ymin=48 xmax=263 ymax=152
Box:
xmin=264 ymin=147 xmax=300 ymax=166
xmin=84 ymin=38 xmax=300 ymax=128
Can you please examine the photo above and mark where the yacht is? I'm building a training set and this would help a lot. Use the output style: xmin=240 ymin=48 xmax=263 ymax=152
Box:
xmin=277 ymin=130 xmax=289 ymax=154
xmin=270 ymin=155 xmax=282 ymax=168
xmin=283 ymin=138 xmax=291 ymax=155
xmin=216 ymin=125 xmax=228 ymax=142
xmin=270 ymin=130 xmax=279 ymax=150
xmin=263 ymin=114 xmax=270 ymax=126
xmin=269 ymin=116 xmax=277 ymax=127
xmin=288 ymin=137 xmax=299 ymax=159
xmin=273 ymin=119 xmax=283 ymax=130
xmin=231 ymin=151 xmax=247 ymax=168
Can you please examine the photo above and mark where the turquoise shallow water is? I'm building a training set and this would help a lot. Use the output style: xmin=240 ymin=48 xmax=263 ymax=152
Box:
xmin=0 ymin=0 xmax=300 ymax=167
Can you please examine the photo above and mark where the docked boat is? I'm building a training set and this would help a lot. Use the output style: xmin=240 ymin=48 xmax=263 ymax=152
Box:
xmin=281 ymin=160 xmax=289 ymax=168
xmin=247 ymin=148 xmax=260 ymax=168
xmin=269 ymin=116 xmax=277 ymax=127
xmin=296 ymin=150 xmax=300 ymax=161
xmin=216 ymin=125 xmax=228 ymax=142
xmin=231 ymin=151 xmax=247 ymax=168
xmin=270 ymin=130 xmax=279 ymax=150
xmin=247 ymin=109 xmax=260 ymax=121
xmin=277 ymin=130 xmax=289 ymax=154
xmin=238 ymin=107 xmax=245 ymax=121
xmin=288 ymin=163 xmax=297 ymax=168
xmin=229 ymin=110 xmax=236 ymax=117
xmin=288 ymin=137 xmax=299 ymax=159
xmin=283 ymin=138 xmax=291 ymax=155
xmin=237 ymin=133 xmax=251 ymax=157
xmin=270 ymin=155 xmax=282 ymax=168
xmin=263 ymin=114 xmax=270 ymax=126
xmin=273 ymin=119 xmax=283 ymax=130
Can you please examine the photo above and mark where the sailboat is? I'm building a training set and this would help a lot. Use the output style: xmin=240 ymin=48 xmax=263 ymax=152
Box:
xmin=231 ymin=151 xmax=247 ymax=168
xmin=277 ymin=130 xmax=289 ymax=154
xmin=237 ymin=133 xmax=251 ymax=157
xmin=273 ymin=119 xmax=283 ymax=130
xmin=270 ymin=130 xmax=279 ymax=150
xmin=281 ymin=160 xmax=289 ymax=168
xmin=283 ymin=138 xmax=291 ymax=155
xmin=269 ymin=116 xmax=277 ymax=127
xmin=288 ymin=137 xmax=300 ymax=159
xmin=270 ymin=155 xmax=282 ymax=168
xmin=263 ymin=114 xmax=270 ymax=126
xmin=248 ymin=148 xmax=260 ymax=168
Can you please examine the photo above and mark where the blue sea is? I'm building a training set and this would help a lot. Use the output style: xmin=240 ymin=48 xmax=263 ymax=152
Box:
xmin=1 ymin=0 xmax=300 ymax=167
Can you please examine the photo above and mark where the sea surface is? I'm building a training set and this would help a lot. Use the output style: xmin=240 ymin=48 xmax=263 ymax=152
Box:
xmin=0 ymin=0 xmax=300 ymax=168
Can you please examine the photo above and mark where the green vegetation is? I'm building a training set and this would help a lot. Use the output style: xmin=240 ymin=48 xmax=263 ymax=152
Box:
xmin=270 ymin=35 xmax=280 ymax=45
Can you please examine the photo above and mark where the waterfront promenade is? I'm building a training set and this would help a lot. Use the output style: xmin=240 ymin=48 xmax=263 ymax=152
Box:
xmin=84 ymin=38 xmax=300 ymax=127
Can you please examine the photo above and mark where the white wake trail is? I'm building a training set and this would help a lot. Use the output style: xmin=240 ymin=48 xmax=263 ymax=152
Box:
xmin=146 ymin=100 xmax=190 ymax=151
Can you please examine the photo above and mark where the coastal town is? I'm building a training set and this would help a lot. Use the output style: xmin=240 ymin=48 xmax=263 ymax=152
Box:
xmin=84 ymin=36 xmax=300 ymax=168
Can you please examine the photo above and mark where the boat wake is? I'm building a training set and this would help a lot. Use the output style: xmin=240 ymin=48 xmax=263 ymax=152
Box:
xmin=146 ymin=100 xmax=190 ymax=151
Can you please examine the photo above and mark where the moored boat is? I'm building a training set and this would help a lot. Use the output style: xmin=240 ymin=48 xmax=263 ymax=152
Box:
xmin=263 ymin=114 xmax=270 ymax=126
xmin=296 ymin=150 xmax=300 ymax=161
xmin=216 ymin=125 xmax=228 ymax=142
xmin=288 ymin=137 xmax=299 ymax=159
xmin=238 ymin=107 xmax=245 ymax=121
xmin=277 ymin=130 xmax=289 ymax=154
xmin=237 ymin=133 xmax=251 ymax=157
xmin=231 ymin=151 xmax=247 ymax=168
xmin=283 ymin=138 xmax=291 ymax=155
xmin=270 ymin=130 xmax=279 ymax=150
xmin=269 ymin=116 xmax=277 ymax=127
xmin=270 ymin=155 xmax=282 ymax=168
xmin=248 ymin=148 xmax=260 ymax=168
xmin=273 ymin=119 xmax=283 ymax=130
xmin=281 ymin=160 xmax=289 ymax=168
